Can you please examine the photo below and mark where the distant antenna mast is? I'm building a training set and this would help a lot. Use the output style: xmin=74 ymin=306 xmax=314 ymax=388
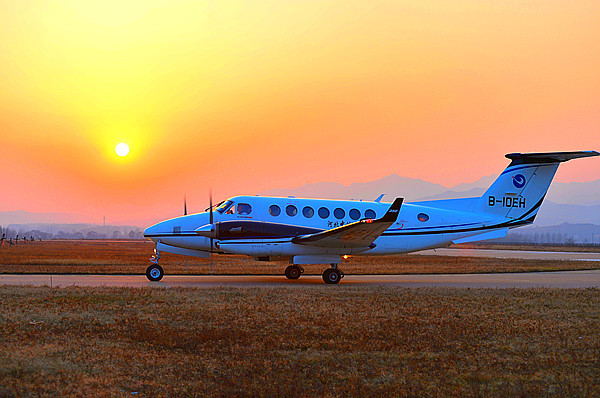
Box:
xmin=103 ymin=216 xmax=106 ymax=227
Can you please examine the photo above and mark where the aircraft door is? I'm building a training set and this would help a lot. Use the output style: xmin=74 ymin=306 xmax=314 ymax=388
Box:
xmin=249 ymin=221 xmax=265 ymax=256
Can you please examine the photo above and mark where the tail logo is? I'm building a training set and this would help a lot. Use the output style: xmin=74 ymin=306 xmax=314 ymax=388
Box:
xmin=512 ymin=174 xmax=526 ymax=188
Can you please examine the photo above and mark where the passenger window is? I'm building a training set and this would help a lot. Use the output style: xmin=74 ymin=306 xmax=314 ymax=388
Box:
xmin=334 ymin=208 xmax=345 ymax=219
xmin=269 ymin=205 xmax=281 ymax=216
xmin=418 ymin=213 xmax=429 ymax=222
xmin=349 ymin=209 xmax=360 ymax=220
xmin=303 ymin=206 xmax=314 ymax=218
xmin=286 ymin=205 xmax=298 ymax=216
xmin=364 ymin=209 xmax=376 ymax=219
xmin=237 ymin=203 xmax=252 ymax=215
xmin=318 ymin=207 xmax=330 ymax=219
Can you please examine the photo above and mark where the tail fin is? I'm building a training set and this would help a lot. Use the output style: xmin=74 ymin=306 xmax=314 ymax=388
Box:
xmin=477 ymin=151 xmax=599 ymax=223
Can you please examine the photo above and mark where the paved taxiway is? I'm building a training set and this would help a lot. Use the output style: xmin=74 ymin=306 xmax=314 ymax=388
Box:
xmin=1 ymin=270 xmax=600 ymax=288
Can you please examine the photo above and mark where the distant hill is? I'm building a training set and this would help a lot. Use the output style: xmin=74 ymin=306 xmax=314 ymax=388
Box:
xmin=260 ymin=174 xmax=600 ymax=206
xmin=0 ymin=211 xmax=166 ymax=229
xmin=1 ymin=223 xmax=143 ymax=240
xmin=533 ymin=202 xmax=600 ymax=227
xmin=546 ymin=180 xmax=600 ymax=206
xmin=424 ymin=179 xmax=600 ymax=206
xmin=260 ymin=174 xmax=449 ymax=202
xmin=499 ymin=223 xmax=600 ymax=245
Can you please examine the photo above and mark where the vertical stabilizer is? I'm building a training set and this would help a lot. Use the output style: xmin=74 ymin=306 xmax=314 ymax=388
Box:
xmin=477 ymin=151 xmax=598 ymax=223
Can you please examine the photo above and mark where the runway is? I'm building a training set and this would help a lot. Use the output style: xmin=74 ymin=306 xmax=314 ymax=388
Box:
xmin=2 ymin=270 xmax=600 ymax=288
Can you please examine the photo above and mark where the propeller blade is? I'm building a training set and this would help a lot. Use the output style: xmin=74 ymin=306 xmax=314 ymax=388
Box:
xmin=209 ymin=188 xmax=214 ymax=255
xmin=209 ymin=188 xmax=213 ymax=224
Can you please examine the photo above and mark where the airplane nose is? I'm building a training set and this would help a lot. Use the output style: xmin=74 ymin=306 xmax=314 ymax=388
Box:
xmin=143 ymin=224 xmax=158 ymax=240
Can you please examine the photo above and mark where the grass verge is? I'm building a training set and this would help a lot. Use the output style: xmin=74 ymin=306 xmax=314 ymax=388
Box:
xmin=1 ymin=240 xmax=600 ymax=275
xmin=1 ymin=285 xmax=599 ymax=396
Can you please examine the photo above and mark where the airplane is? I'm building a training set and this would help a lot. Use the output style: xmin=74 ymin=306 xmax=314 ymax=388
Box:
xmin=143 ymin=151 xmax=599 ymax=284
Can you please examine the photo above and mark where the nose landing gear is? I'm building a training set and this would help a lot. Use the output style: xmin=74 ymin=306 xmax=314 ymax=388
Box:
xmin=146 ymin=247 xmax=164 ymax=281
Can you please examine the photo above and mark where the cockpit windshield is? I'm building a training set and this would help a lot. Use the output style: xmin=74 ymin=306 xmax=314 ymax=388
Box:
xmin=216 ymin=200 xmax=234 ymax=214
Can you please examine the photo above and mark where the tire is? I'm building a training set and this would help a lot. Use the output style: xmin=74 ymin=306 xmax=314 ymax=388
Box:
xmin=285 ymin=265 xmax=302 ymax=280
xmin=146 ymin=264 xmax=164 ymax=281
xmin=322 ymin=268 xmax=341 ymax=284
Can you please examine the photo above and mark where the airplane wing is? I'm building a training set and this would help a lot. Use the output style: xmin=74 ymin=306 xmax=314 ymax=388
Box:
xmin=291 ymin=198 xmax=403 ymax=249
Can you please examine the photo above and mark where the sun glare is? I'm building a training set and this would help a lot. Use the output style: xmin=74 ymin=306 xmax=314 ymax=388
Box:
xmin=115 ymin=143 xmax=130 ymax=157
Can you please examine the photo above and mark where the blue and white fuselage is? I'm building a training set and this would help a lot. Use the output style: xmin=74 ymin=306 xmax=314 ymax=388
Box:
xmin=143 ymin=151 xmax=598 ymax=283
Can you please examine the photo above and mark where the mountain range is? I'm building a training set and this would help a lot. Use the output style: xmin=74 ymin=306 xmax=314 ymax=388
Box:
xmin=2 ymin=174 xmax=599 ymax=228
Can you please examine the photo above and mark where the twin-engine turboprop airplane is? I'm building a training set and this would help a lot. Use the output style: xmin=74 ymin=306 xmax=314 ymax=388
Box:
xmin=143 ymin=151 xmax=598 ymax=284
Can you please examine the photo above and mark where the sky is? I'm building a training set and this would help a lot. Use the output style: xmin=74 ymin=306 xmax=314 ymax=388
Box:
xmin=1 ymin=0 xmax=599 ymax=224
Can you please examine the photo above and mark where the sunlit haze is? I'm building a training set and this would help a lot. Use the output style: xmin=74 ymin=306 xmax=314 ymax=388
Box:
xmin=1 ymin=1 xmax=599 ymax=224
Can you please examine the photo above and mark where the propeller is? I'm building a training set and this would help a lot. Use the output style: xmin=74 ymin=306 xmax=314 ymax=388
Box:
xmin=209 ymin=188 xmax=214 ymax=276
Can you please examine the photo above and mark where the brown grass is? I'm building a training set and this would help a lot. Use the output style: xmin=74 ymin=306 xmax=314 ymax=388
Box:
xmin=1 ymin=240 xmax=600 ymax=276
xmin=1 ymin=285 xmax=599 ymax=396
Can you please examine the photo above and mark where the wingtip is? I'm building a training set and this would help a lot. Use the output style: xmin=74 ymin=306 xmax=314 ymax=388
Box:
xmin=379 ymin=197 xmax=403 ymax=222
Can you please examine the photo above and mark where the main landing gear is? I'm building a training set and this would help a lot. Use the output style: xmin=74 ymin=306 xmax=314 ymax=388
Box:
xmin=284 ymin=263 xmax=344 ymax=284
xmin=322 ymin=264 xmax=344 ymax=285
xmin=284 ymin=265 xmax=304 ymax=280
xmin=146 ymin=248 xmax=164 ymax=281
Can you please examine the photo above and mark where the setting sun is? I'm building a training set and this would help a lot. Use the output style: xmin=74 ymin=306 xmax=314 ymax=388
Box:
xmin=115 ymin=143 xmax=130 ymax=157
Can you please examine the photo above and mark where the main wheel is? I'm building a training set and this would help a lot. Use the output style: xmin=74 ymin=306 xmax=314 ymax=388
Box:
xmin=285 ymin=265 xmax=302 ymax=280
xmin=146 ymin=264 xmax=164 ymax=281
xmin=322 ymin=268 xmax=341 ymax=284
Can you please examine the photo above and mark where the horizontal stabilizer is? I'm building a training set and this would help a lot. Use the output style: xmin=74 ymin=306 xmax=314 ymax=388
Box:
xmin=292 ymin=198 xmax=403 ymax=249
xmin=506 ymin=151 xmax=599 ymax=166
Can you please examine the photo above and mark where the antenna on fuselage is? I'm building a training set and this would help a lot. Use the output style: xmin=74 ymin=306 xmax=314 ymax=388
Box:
xmin=374 ymin=194 xmax=385 ymax=202
xmin=184 ymin=194 xmax=187 ymax=216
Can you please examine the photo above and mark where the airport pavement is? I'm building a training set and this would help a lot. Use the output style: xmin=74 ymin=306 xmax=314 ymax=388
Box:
xmin=1 ymin=270 xmax=600 ymax=288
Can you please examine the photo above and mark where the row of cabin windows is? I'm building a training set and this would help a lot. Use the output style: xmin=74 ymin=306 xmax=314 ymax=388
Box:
xmin=268 ymin=204 xmax=376 ymax=220
xmin=222 ymin=202 xmax=430 ymax=222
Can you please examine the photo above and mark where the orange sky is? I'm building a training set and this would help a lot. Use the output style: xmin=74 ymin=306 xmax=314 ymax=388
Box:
xmin=1 ymin=0 xmax=599 ymax=223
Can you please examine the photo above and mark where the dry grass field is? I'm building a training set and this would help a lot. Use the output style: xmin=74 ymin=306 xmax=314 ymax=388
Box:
xmin=1 ymin=285 xmax=599 ymax=397
xmin=456 ymin=243 xmax=600 ymax=253
xmin=1 ymin=240 xmax=600 ymax=276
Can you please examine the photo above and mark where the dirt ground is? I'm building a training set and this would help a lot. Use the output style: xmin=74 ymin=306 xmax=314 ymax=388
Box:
xmin=1 ymin=285 xmax=599 ymax=397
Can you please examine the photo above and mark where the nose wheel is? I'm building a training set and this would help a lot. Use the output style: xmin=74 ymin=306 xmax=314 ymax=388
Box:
xmin=146 ymin=264 xmax=164 ymax=281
